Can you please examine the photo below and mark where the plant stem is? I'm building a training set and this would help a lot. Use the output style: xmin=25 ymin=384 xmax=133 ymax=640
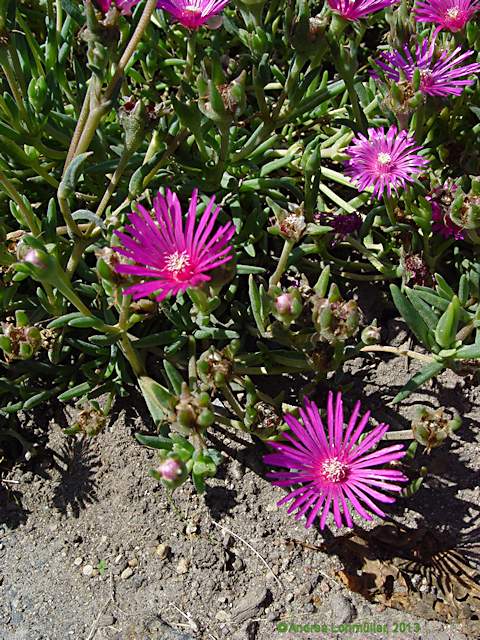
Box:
xmin=103 ymin=0 xmax=158 ymax=103
xmin=0 ymin=173 xmax=41 ymax=236
xmin=269 ymin=239 xmax=295 ymax=289
xmin=360 ymin=345 xmax=434 ymax=363
xmin=63 ymin=83 xmax=92 ymax=174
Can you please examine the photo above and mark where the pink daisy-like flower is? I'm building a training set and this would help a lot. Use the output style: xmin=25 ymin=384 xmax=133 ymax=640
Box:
xmin=263 ymin=393 xmax=407 ymax=530
xmin=113 ymin=189 xmax=235 ymax=301
xmin=328 ymin=0 xmax=399 ymax=20
xmin=374 ymin=39 xmax=480 ymax=97
xmin=345 ymin=125 xmax=429 ymax=198
xmin=415 ymin=0 xmax=480 ymax=31
xmin=94 ymin=0 xmax=140 ymax=15
xmin=156 ymin=0 xmax=229 ymax=29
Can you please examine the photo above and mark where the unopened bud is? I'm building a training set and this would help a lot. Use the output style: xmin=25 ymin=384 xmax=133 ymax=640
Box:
xmin=271 ymin=288 xmax=303 ymax=325
xmin=23 ymin=249 xmax=47 ymax=269
xmin=159 ymin=458 xmax=182 ymax=481
xmin=361 ymin=322 xmax=381 ymax=345
xmin=205 ymin=14 xmax=223 ymax=29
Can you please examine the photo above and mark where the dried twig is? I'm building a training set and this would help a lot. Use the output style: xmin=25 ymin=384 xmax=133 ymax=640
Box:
xmin=211 ymin=519 xmax=283 ymax=588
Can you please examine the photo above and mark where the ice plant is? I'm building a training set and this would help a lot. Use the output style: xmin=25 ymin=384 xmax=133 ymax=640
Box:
xmin=345 ymin=125 xmax=428 ymax=197
xmin=374 ymin=39 xmax=480 ymax=97
xmin=156 ymin=0 xmax=230 ymax=29
xmin=414 ymin=0 xmax=480 ymax=31
xmin=94 ymin=0 xmax=141 ymax=14
xmin=263 ymin=393 xmax=407 ymax=529
xmin=328 ymin=0 xmax=399 ymax=20
xmin=113 ymin=189 xmax=235 ymax=301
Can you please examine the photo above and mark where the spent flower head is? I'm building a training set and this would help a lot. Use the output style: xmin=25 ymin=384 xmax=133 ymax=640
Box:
xmin=328 ymin=0 xmax=399 ymax=20
xmin=414 ymin=0 xmax=480 ymax=31
xmin=113 ymin=189 xmax=235 ymax=301
xmin=156 ymin=0 xmax=230 ymax=29
xmin=264 ymin=392 xmax=407 ymax=529
xmin=374 ymin=39 xmax=480 ymax=97
xmin=345 ymin=125 xmax=428 ymax=198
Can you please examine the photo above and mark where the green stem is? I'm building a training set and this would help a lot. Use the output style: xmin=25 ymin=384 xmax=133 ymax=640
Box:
xmin=58 ymin=193 xmax=82 ymax=238
xmin=120 ymin=333 xmax=145 ymax=377
xmin=143 ymin=130 xmax=189 ymax=188
xmin=0 ymin=173 xmax=41 ymax=235
xmin=269 ymin=239 xmax=295 ymax=289
xmin=103 ymin=0 xmax=158 ymax=103
xmin=63 ymin=83 xmax=92 ymax=174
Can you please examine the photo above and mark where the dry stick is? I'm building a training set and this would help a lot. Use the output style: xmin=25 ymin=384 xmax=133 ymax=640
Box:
xmin=360 ymin=345 xmax=434 ymax=364
xmin=211 ymin=520 xmax=283 ymax=588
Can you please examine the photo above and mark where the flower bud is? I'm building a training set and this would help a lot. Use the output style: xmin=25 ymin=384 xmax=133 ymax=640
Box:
xmin=361 ymin=321 xmax=381 ymax=345
xmin=23 ymin=248 xmax=48 ymax=270
xmin=119 ymin=99 xmax=146 ymax=154
xmin=157 ymin=456 xmax=188 ymax=489
xmin=271 ymin=288 xmax=303 ymax=325
xmin=205 ymin=14 xmax=223 ymax=29
xmin=174 ymin=383 xmax=214 ymax=434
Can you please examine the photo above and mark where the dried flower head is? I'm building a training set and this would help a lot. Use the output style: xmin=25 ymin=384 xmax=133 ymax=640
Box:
xmin=264 ymin=392 xmax=407 ymax=529
xmin=374 ymin=39 xmax=480 ymax=97
xmin=113 ymin=189 xmax=235 ymax=301
xmin=156 ymin=0 xmax=230 ymax=29
xmin=345 ymin=125 xmax=428 ymax=198
xmin=415 ymin=0 xmax=480 ymax=31
xmin=328 ymin=0 xmax=399 ymax=20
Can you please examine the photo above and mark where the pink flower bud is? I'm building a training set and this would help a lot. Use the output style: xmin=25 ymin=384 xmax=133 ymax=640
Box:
xmin=275 ymin=293 xmax=293 ymax=315
xmin=23 ymin=249 xmax=47 ymax=269
xmin=159 ymin=458 xmax=182 ymax=481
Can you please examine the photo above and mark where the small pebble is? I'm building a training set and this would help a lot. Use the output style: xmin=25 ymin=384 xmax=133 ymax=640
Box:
xmin=73 ymin=557 xmax=83 ymax=567
xmin=128 ymin=558 xmax=138 ymax=568
xmin=185 ymin=523 xmax=198 ymax=535
xmin=176 ymin=558 xmax=189 ymax=574
xmin=215 ymin=610 xmax=230 ymax=622
xmin=121 ymin=567 xmax=134 ymax=580
xmin=155 ymin=543 xmax=170 ymax=560
xmin=114 ymin=554 xmax=123 ymax=565
xmin=82 ymin=565 xmax=95 ymax=578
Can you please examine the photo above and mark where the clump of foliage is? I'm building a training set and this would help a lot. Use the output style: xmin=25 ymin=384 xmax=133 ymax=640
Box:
xmin=1 ymin=0 xmax=479 ymax=528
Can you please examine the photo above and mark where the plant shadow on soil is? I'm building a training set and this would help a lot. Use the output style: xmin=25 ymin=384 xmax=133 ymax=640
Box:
xmin=2 ymin=341 xmax=480 ymax=638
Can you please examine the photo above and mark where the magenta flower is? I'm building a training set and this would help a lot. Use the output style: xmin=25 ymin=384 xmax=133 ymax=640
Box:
xmin=345 ymin=125 xmax=428 ymax=198
xmin=328 ymin=0 xmax=398 ymax=20
xmin=415 ymin=0 xmax=480 ymax=31
xmin=374 ymin=39 xmax=480 ymax=97
xmin=94 ymin=0 xmax=140 ymax=14
xmin=113 ymin=189 xmax=235 ymax=301
xmin=263 ymin=393 xmax=407 ymax=529
xmin=156 ymin=0 xmax=230 ymax=29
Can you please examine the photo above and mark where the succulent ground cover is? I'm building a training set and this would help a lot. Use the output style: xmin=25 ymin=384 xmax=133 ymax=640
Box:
xmin=2 ymin=0 xmax=480 ymax=633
